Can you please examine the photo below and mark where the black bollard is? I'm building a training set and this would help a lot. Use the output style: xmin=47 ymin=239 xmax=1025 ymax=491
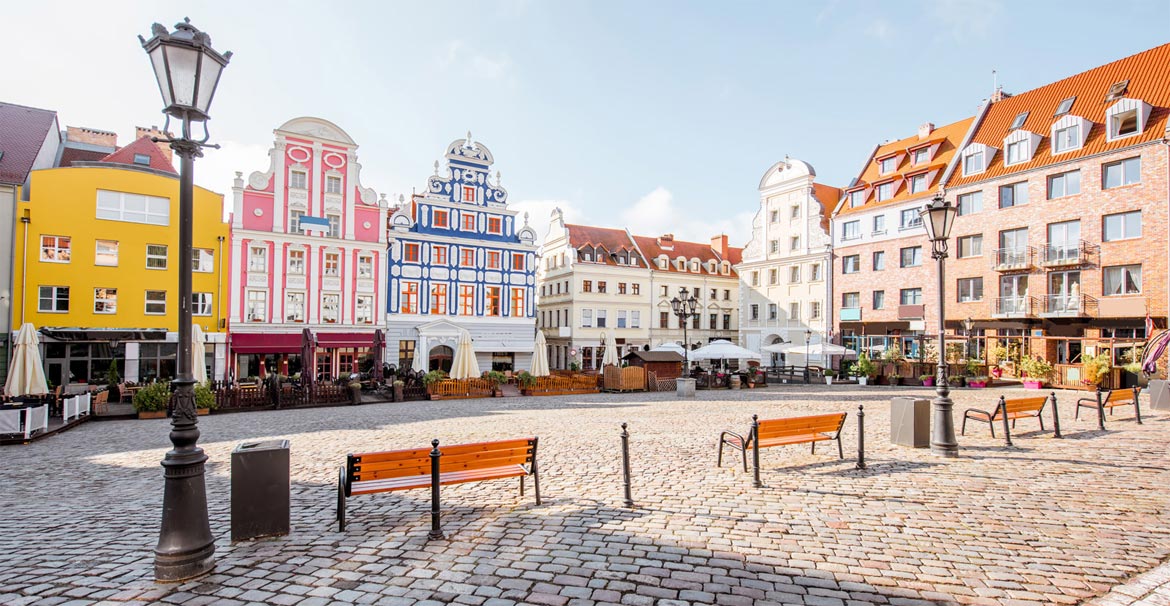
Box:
xmin=999 ymin=395 xmax=1012 ymax=447
xmin=428 ymin=439 xmax=444 ymax=540
xmin=1134 ymin=386 xmax=1143 ymax=424
xmin=620 ymin=423 xmax=634 ymax=508
xmin=1050 ymin=392 xmax=1062 ymax=439
xmin=751 ymin=414 xmax=762 ymax=488
xmin=1096 ymin=387 xmax=1106 ymax=431
xmin=856 ymin=404 xmax=866 ymax=470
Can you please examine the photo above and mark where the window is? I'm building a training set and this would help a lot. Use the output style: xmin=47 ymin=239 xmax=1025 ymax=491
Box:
xmin=511 ymin=288 xmax=525 ymax=317
xmin=326 ymin=175 xmax=342 ymax=194
xmin=1053 ymin=124 xmax=1080 ymax=153
xmin=842 ymin=220 xmax=860 ymax=240
xmin=96 ymin=190 xmax=170 ymax=226
xmin=750 ymin=304 xmax=759 ymax=320
xmin=789 ymin=302 xmax=800 ymax=320
xmin=580 ymin=308 xmax=594 ymax=328
xmin=1006 ymin=140 xmax=1028 ymax=165
xmin=283 ymin=249 xmax=303 ymax=276
xmin=1103 ymin=265 xmax=1142 ymax=295
xmin=38 ymin=286 xmax=69 ymax=312
xmin=485 ymin=286 xmax=501 ymax=316
xmin=632 ymin=311 xmax=641 ymax=328
xmin=872 ymin=290 xmax=885 ymax=310
xmin=872 ymin=251 xmax=885 ymax=271
xmin=1103 ymin=211 xmax=1141 ymax=241
xmin=900 ymin=208 xmax=922 ymax=229
xmin=324 ymin=252 xmax=340 ymax=276
xmin=788 ymin=266 xmax=800 ymax=283
xmin=768 ymin=304 xmax=777 ymax=320
xmin=957 ymin=235 xmax=982 ymax=258
xmin=850 ymin=190 xmax=866 ymax=208
xmin=40 ymin=236 xmax=71 ymax=262
xmin=872 ymin=215 xmax=886 ymax=234
xmin=597 ymin=309 xmax=608 ymax=328
xmin=769 ymin=240 xmax=779 ymax=253
xmin=632 ymin=284 xmax=640 ymax=295
xmin=842 ymin=292 xmax=860 ymax=308
xmin=1055 ymin=96 xmax=1075 ymax=116
xmin=512 ymin=253 xmax=526 ymax=271
xmin=288 ymin=209 xmax=304 ymax=233
xmin=957 ymin=191 xmax=982 ymax=215
xmin=401 ymin=282 xmax=419 ymax=314
xmin=790 ymin=205 xmax=800 ymax=219
xmin=462 ymin=185 xmax=475 ymax=202
xmin=431 ymin=283 xmax=448 ymax=314
xmin=356 ymin=295 xmax=374 ymax=324
xmin=810 ymin=302 xmax=821 ymax=320
xmin=900 ymin=246 xmax=922 ymax=267
xmin=289 ymin=170 xmax=307 ymax=189
xmin=957 ymin=277 xmax=984 ymax=302
xmin=460 ymin=248 xmax=475 ymax=267
xmin=751 ymin=271 xmax=759 ymax=286
xmin=432 ymin=209 xmax=449 ymax=228
xmin=459 ymin=285 xmax=475 ymax=315
xmin=875 ymin=182 xmax=894 ymax=201
xmin=1010 ymin=111 xmax=1029 ymax=130
xmin=582 ymin=280 xmax=592 ymax=293
xmin=597 ymin=281 xmax=607 ymax=293
xmin=913 ymin=147 xmax=930 ymax=165
xmin=321 ymin=294 xmax=340 ymax=323
xmin=999 ymin=182 xmax=1028 ymax=208
xmin=1111 ymin=109 xmax=1140 ymax=139
xmin=900 ymin=288 xmax=922 ymax=305
xmin=192 ymin=292 xmax=213 ymax=316
xmin=1103 ymin=157 xmax=1140 ymax=189
xmin=247 ymin=291 xmax=266 ymax=321
xmin=660 ymin=285 xmax=668 ymax=297
xmin=879 ymin=156 xmax=897 ymax=174
xmin=627 ymin=311 xmax=636 ymax=329
xmin=1047 ymin=170 xmax=1081 ymax=199
xmin=908 ymin=173 xmax=927 ymax=194
xmin=842 ymin=255 xmax=860 ymax=274
xmin=692 ymin=312 xmax=700 ymax=330
xmin=769 ymin=210 xmax=778 ymax=223
xmin=93 ymin=288 xmax=117 ymax=314
xmin=963 ymin=149 xmax=984 ymax=175
xmin=1105 ymin=79 xmax=1129 ymax=102
xmin=487 ymin=216 xmax=502 ymax=234
xmin=462 ymin=213 xmax=477 ymax=231
xmin=790 ymin=236 xmax=800 ymax=251
xmin=285 ymin=292 xmax=305 ymax=322
xmin=404 ymin=242 xmax=420 ymax=263
xmin=487 ymin=251 xmax=501 ymax=269
xmin=430 ymin=245 xmax=448 ymax=266
xmin=659 ymin=311 xmax=669 ymax=329
xmin=145 ymin=290 xmax=167 ymax=315
xmin=192 ymin=248 xmax=213 ymax=273
xmin=148 ymin=244 xmax=169 ymax=270
xmin=723 ymin=289 xmax=730 ymax=300
xmin=132 ymin=153 xmax=151 ymax=166
xmin=810 ymin=264 xmax=822 ymax=281
xmin=95 ymin=240 xmax=118 ymax=266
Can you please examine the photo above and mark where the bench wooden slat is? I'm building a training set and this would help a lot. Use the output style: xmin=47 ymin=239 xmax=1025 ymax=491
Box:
xmin=718 ymin=412 xmax=848 ymax=473
xmin=351 ymin=465 xmax=529 ymax=494
xmin=357 ymin=453 xmax=537 ymax=481
xmin=353 ymin=446 xmax=534 ymax=477
xmin=352 ymin=438 xmax=535 ymax=464
xmin=758 ymin=434 xmax=834 ymax=448
xmin=757 ymin=422 xmax=845 ymax=437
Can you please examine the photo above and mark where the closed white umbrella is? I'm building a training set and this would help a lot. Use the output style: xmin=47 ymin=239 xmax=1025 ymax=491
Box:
xmin=691 ymin=339 xmax=762 ymax=361
xmin=191 ymin=324 xmax=208 ymax=384
xmin=412 ymin=336 xmax=429 ymax=373
xmin=5 ymin=323 xmax=48 ymax=396
xmin=449 ymin=330 xmax=479 ymax=380
xmin=531 ymin=331 xmax=550 ymax=377
xmin=601 ymin=331 xmax=620 ymax=367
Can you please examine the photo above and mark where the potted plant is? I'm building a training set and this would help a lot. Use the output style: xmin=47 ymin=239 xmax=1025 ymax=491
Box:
xmin=823 ymin=370 xmax=836 ymax=386
xmin=948 ymin=375 xmax=965 ymax=387
xmin=1018 ymin=356 xmax=1053 ymax=389
xmin=392 ymin=379 xmax=405 ymax=401
xmin=516 ymin=371 xmax=537 ymax=395
xmin=484 ymin=370 xmax=508 ymax=396
xmin=568 ymin=361 xmax=581 ymax=373
xmin=888 ymin=373 xmax=902 ymax=387
xmin=348 ymin=380 xmax=363 ymax=404
xmin=133 ymin=381 xmax=171 ymax=419
xmin=105 ymin=360 xmax=121 ymax=404
xmin=919 ymin=374 xmax=935 ymax=387
xmin=966 ymin=375 xmax=989 ymax=388
xmin=194 ymin=381 xmax=217 ymax=414
xmin=1083 ymin=352 xmax=1112 ymax=387
xmin=855 ymin=354 xmax=877 ymax=386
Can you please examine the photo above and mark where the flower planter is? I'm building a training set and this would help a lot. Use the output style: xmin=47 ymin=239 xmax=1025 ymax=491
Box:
xmin=197 ymin=407 xmax=211 ymax=415
xmin=824 ymin=377 xmax=834 ymax=386
xmin=966 ymin=381 xmax=987 ymax=388
xmin=888 ymin=378 xmax=902 ymax=387
xmin=920 ymin=377 xmax=935 ymax=387
xmin=1023 ymin=379 xmax=1044 ymax=389
xmin=857 ymin=377 xmax=868 ymax=386
xmin=138 ymin=410 xmax=166 ymax=420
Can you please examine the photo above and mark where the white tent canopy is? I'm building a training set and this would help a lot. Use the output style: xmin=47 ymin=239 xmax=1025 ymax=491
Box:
xmin=650 ymin=343 xmax=685 ymax=355
xmin=449 ymin=330 xmax=479 ymax=380
xmin=5 ymin=323 xmax=48 ymax=397
xmin=691 ymin=340 xmax=762 ymax=361
xmin=760 ymin=342 xmax=794 ymax=354
xmin=601 ymin=331 xmax=620 ymax=367
xmin=783 ymin=342 xmax=856 ymax=357
xmin=531 ymin=331 xmax=550 ymax=377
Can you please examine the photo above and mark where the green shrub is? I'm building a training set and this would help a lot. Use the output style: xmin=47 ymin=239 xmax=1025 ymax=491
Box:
xmin=194 ymin=382 xmax=216 ymax=410
xmin=516 ymin=371 xmax=536 ymax=388
xmin=483 ymin=370 xmax=508 ymax=385
xmin=422 ymin=370 xmax=448 ymax=386
xmin=1019 ymin=356 xmax=1054 ymax=381
xmin=855 ymin=354 xmax=878 ymax=378
xmin=133 ymin=381 xmax=171 ymax=413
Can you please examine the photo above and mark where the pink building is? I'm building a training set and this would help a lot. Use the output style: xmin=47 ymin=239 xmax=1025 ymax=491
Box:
xmin=229 ymin=117 xmax=387 ymax=380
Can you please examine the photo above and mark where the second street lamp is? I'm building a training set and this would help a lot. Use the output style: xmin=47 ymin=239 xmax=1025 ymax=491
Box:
xmin=919 ymin=192 xmax=959 ymax=457
xmin=670 ymin=287 xmax=699 ymax=370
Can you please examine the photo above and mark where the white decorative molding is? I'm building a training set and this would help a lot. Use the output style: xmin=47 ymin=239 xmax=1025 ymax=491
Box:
xmin=357 ymin=279 xmax=374 ymax=292
xmin=288 ymin=189 xmax=308 ymax=208
xmin=252 ymin=208 xmax=264 ymax=217
xmin=247 ymin=274 xmax=267 ymax=287
xmin=287 ymin=275 xmax=306 ymax=289
xmin=459 ymin=269 xmax=477 ymax=282
xmin=432 ymin=267 xmax=450 ymax=280
xmin=402 ymin=265 xmax=423 ymax=279
xmin=322 ymin=277 xmax=341 ymax=291
xmin=323 ymin=153 xmax=346 ymax=169
xmin=324 ymin=194 xmax=343 ymax=211
xmin=287 ymin=147 xmax=312 ymax=163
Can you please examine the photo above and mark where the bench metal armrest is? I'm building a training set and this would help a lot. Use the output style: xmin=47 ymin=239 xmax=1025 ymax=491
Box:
xmin=963 ymin=407 xmax=993 ymax=419
xmin=1075 ymin=396 xmax=1099 ymax=405
xmin=719 ymin=430 xmax=747 ymax=449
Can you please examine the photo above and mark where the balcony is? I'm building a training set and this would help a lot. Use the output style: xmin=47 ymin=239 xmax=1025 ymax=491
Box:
xmin=898 ymin=304 xmax=924 ymax=320
xmin=839 ymin=307 xmax=862 ymax=322
xmin=992 ymin=247 xmax=1035 ymax=272
xmin=1039 ymin=294 xmax=1098 ymax=318
xmin=992 ymin=296 xmax=1036 ymax=319
xmin=1040 ymin=242 xmax=1090 ymax=268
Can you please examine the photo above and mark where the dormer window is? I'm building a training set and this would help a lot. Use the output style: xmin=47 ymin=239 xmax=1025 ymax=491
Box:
xmin=849 ymin=190 xmax=866 ymax=208
xmin=1105 ymin=98 xmax=1151 ymax=141
xmin=879 ymin=156 xmax=897 ymax=174
xmin=133 ymin=153 xmax=151 ymax=166
xmin=1010 ymin=111 xmax=1029 ymax=130
xmin=657 ymin=257 xmax=667 ymax=269
xmin=963 ymin=148 xmax=984 ymax=175
xmin=875 ymin=182 xmax=894 ymax=202
xmin=1053 ymin=124 xmax=1080 ymax=153
xmin=912 ymin=147 xmax=930 ymax=165
xmin=1105 ymin=79 xmax=1129 ymax=102
xmin=908 ymin=173 xmax=927 ymax=194
xmin=1003 ymin=127 xmax=1042 ymax=167
xmin=581 ymin=251 xmax=592 ymax=262
xmin=1055 ymin=96 xmax=1075 ymax=117
xmin=1006 ymin=139 xmax=1029 ymax=165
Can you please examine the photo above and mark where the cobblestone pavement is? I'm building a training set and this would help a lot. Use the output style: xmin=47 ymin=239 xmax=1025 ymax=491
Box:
xmin=1 ymin=384 xmax=1169 ymax=606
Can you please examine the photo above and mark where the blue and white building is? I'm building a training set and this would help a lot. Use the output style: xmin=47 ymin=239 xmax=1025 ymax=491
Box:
xmin=386 ymin=134 xmax=538 ymax=373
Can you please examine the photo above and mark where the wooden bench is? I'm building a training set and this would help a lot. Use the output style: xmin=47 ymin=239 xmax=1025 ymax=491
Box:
xmin=337 ymin=437 xmax=540 ymax=533
xmin=718 ymin=412 xmax=847 ymax=472
xmin=1077 ymin=387 xmax=1142 ymax=426
xmin=962 ymin=395 xmax=1047 ymax=438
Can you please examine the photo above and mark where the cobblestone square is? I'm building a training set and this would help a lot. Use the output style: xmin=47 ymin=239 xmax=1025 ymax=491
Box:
xmin=1 ymin=384 xmax=1168 ymax=605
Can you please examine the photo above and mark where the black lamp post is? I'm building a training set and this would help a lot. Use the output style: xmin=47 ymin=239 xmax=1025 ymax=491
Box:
xmin=919 ymin=193 xmax=959 ymax=457
xmin=963 ymin=317 xmax=974 ymax=361
xmin=670 ymin=287 xmax=699 ymax=370
xmin=140 ymin=18 xmax=231 ymax=582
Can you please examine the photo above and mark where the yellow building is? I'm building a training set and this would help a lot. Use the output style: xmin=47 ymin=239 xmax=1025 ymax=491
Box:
xmin=12 ymin=137 xmax=231 ymax=387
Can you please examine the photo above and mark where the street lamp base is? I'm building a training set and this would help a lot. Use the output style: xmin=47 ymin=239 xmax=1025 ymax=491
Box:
xmin=154 ymin=541 xmax=215 ymax=582
xmin=930 ymin=393 xmax=960 ymax=458
xmin=930 ymin=442 xmax=959 ymax=457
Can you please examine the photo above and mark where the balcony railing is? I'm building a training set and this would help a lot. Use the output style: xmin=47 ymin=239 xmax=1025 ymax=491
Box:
xmin=992 ymin=247 xmax=1035 ymax=272
xmin=898 ymin=304 xmax=924 ymax=320
xmin=1040 ymin=242 xmax=1088 ymax=267
xmin=992 ymin=296 xmax=1036 ymax=318
xmin=1040 ymin=294 xmax=1098 ymax=318
xmin=839 ymin=307 xmax=862 ymax=322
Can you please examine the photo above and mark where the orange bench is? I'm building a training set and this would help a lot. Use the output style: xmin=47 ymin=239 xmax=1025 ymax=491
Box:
xmin=718 ymin=412 xmax=847 ymax=472
xmin=962 ymin=395 xmax=1048 ymax=438
xmin=337 ymin=437 xmax=540 ymax=533
xmin=1077 ymin=387 xmax=1142 ymax=426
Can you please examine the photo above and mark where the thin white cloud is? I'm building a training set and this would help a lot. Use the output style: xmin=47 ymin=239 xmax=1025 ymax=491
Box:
xmin=437 ymin=39 xmax=513 ymax=81
xmin=865 ymin=18 xmax=895 ymax=42
xmin=195 ymin=139 xmax=272 ymax=220
xmin=620 ymin=187 xmax=754 ymax=251
xmin=510 ymin=199 xmax=585 ymax=243
xmin=928 ymin=0 xmax=1002 ymax=39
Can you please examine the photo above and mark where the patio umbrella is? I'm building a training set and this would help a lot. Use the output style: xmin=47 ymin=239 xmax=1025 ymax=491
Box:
xmin=411 ymin=336 xmax=429 ymax=373
xmin=783 ymin=342 xmax=856 ymax=357
xmin=449 ymin=330 xmax=479 ymax=380
xmin=601 ymin=331 xmax=620 ymax=367
xmin=692 ymin=340 xmax=762 ymax=361
xmin=760 ymin=342 xmax=793 ymax=354
xmin=191 ymin=324 xmax=208 ymax=384
xmin=5 ymin=323 xmax=48 ymax=396
xmin=531 ymin=331 xmax=550 ymax=377
xmin=650 ymin=343 xmax=685 ymax=355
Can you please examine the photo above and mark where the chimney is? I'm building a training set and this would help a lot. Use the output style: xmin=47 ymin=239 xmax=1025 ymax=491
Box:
xmin=989 ymin=87 xmax=1012 ymax=103
xmin=710 ymin=234 xmax=729 ymax=257
xmin=136 ymin=125 xmax=174 ymax=162
xmin=65 ymin=126 xmax=117 ymax=149
xmin=657 ymin=233 xmax=674 ymax=250
xmin=917 ymin=122 xmax=934 ymax=140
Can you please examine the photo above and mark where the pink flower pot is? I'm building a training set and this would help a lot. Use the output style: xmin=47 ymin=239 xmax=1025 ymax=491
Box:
xmin=1023 ymin=379 xmax=1043 ymax=389
xmin=921 ymin=377 xmax=935 ymax=387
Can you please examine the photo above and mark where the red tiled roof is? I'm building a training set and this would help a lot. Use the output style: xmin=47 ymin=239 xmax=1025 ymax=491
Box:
xmin=632 ymin=234 xmax=739 ymax=277
xmin=0 ymin=102 xmax=58 ymax=184
xmin=566 ymin=224 xmax=639 ymax=266
xmin=99 ymin=136 xmax=176 ymax=174
xmin=811 ymin=183 xmax=842 ymax=233
xmin=59 ymin=146 xmax=111 ymax=167
xmin=723 ymin=246 xmax=744 ymax=266
xmin=948 ymin=42 xmax=1170 ymax=187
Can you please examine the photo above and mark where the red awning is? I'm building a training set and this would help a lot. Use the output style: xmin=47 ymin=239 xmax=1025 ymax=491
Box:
xmin=231 ymin=332 xmax=303 ymax=354
xmin=315 ymin=332 xmax=378 ymax=349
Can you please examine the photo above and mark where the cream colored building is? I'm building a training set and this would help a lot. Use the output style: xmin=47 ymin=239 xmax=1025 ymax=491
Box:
xmin=737 ymin=158 xmax=841 ymax=366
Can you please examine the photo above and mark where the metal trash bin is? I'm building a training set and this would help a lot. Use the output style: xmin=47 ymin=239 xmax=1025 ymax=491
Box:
xmin=231 ymin=439 xmax=290 ymax=541
xmin=1150 ymin=380 xmax=1170 ymax=411
xmin=891 ymin=397 xmax=930 ymax=448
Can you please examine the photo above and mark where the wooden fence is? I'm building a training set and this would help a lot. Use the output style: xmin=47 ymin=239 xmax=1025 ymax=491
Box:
xmin=214 ymin=384 xmax=269 ymax=411
xmin=527 ymin=374 xmax=599 ymax=396
xmin=603 ymin=366 xmax=645 ymax=392
xmin=427 ymin=378 xmax=494 ymax=400
xmin=645 ymin=371 xmax=676 ymax=393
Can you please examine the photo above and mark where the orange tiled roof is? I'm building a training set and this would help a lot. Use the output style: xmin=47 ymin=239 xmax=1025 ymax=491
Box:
xmin=811 ymin=183 xmax=842 ymax=233
xmin=566 ymin=224 xmax=640 ymax=266
xmin=835 ymin=117 xmax=974 ymax=217
xmin=632 ymin=234 xmax=739 ymax=277
xmin=948 ymin=42 xmax=1170 ymax=187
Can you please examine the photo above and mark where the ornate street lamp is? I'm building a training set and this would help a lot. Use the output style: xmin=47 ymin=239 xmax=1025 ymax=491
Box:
xmin=670 ymin=287 xmax=699 ymax=370
xmin=140 ymin=18 xmax=231 ymax=582
xmin=919 ymin=193 xmax=959 ymax=457
xmin=963 ymin=317 xmax=974 ymax=361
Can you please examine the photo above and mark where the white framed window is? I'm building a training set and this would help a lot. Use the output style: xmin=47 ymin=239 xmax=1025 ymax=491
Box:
xmin=810 ymin=263 xmax=823 ymax=281
xmin=356 ymin=295 xmax=374 ymax=324
xmin=146 ymin=244 xmax=168 ymax=269
xmin=288 ymin=249 xmax=305 ymax=274
xmin=789 ymin=302 xmax=800 ymax=320
xmin=999 ymin=182 xmax=1028 ymax=209
xmin=617 ymin=310 xmax=628 ymax=328
xmin=40 ymin=235 xmax=71 ymax=263
xmin=963 ymin=148 xmax=984 ymax=175
xmin=1103 ymin=211 xmax=1141 ymax=242
xmin=325 ymin=175 xmax=342 ymax=194
xmin=324 ymin=252 xmax=340 ymax=276
xmin=192 ymin=248 xmax=214 ymax=273
xmin=1103 ymin=157 xmax=1140 ymax=189
xmin=1010 ymin=111 xmax=1029 ymax=130
xmin=879 ymin=156 xmax=897 ymax=174
xmin=850 ymin=190 xmax=866 ymax=208
xmin=192 ymin=292 xmax=213 ymax=316
xmin=810 ymin=301 xmax=821 ymax=320
xmin=842 ymin=292 xmax=860 ymax=308
xmin=957 ymin=191 xmax=982 ymax=216
xmin=769 ymin=210 xmax=778 ymax=223
xmin=768 ymin=303 xmax=777 ymax=320
xmin=144 ymin=290 xmax=167 ymax=315
xmin=873 ymin=251 xmax=885 ymax=271
xmin=912 ymin=147 xmax=930 ymax=165
xmin=1103 ymin=265 xmax=1142 ymax=295
xmin=1053 ymin=124 xmax=1080 ymax=153
xmin=900 ymin=288 xmax=922 ymax=305
xmin=769 ymin=240 xmax=779 ymax=253
xmin=96 ymin=190 xmax=170 ymax=226
xmin=842 ymin=220 xmax=861 ymax=240
xmin=790 ymin=205 xmax=800 ymax=219
xmin=789 ymin=266 xmax=800 ymax=283
xmin=957 ymin=277 xmax=983 ymax=302
xmin=768 ymin=268 xmax=778 ymax=285
xmin=957 ymin=235 xmax=983 ymax=258
xmin=321 ymin=293 xmax=340 ymax=323
xmin=872 ymin=215 xmax=886 ymax=234
xmin=908 ymin=173 xmax=927 ymax=194
xmin=789 ymin=236 xmax=800 ymax=251
xmin=842 ymin=255 xmax=860 ymax=274
xmin=247 ymin=290 xmax=267 ymax=322
xmin=875 ymin=182 xmax=894 ymax=201
xmin=248 ymin=245 xmax=267 ymax=272
xmin=38 ymin=286 xmax=69 ymax=312
xmin=289 ymin=170 xmax=307 ymax=189
xmin=289 ymin=210 xmax=304 ymax=233
xmin=631 ymin=310 xmax=641 ymax=328
xmin=93 ymin=288 xmax=117 ymax=314
xmin=900 ymin=208 xmax=922 ymax=229
xmin=358 ymin=254 xmax=374 ymax=279
xmin=582 ymin=308 xmax=593 ymax=328
xmin=95 ymin=240 xmax=118 ymax=266
xmin=1006 ymin=140 xmax=1028 ymax=165
xmin=327 ymin=214 xmax=341 ymax=238
xmin=1047 ymin=170 xmax=1081 ymax=199
xmin=750 ymin=271 xmax=759 ymax=286
xmin=285 ymin=292 xmax=306 ymax=322
xmin=1055 ymin=96 xmax=1075 ymax=116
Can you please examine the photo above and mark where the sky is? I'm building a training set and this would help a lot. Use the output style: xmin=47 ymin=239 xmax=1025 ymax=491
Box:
xmin=4 ymin=0 xmax=1169 ymax=249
